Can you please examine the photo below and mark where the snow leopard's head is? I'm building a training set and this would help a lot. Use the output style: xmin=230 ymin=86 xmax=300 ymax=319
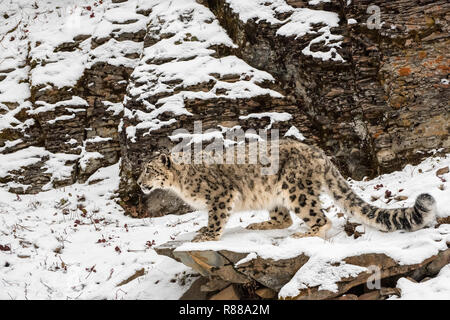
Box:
xmin=137 ymin=154 xmax=174 ymax=194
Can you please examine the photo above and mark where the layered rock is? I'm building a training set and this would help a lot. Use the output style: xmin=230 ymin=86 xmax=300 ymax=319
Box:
xmin=156 ymin=219 xmax=450 ymax=300
xmin=206 ymin=0 xmax=450 ymax=178
xmin=118 ymin=0 xmax=313 ymax=217
xmin=0 ymin=0 xmax=149 ymax=193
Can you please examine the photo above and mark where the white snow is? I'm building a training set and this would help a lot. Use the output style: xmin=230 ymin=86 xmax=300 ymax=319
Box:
xmin=0 ymin=0 xmax=149 ymax=153
xmin=235 ymin=252 xmax=258 ymax=266
xmin=0 ymin=153 xmax=449 ymax=299
xmin=169 ymin=124 xmax=274 ymax=152
xmin=224 ymin=0 xmax=291 ymax=24
xmin=279 ymin=258 xmax=367 ymax=297
xmin=0 ymin=101 xmax=34 ymax=132
xmin=0 ymin=163 xmax=198 ymax=300
xmin=0 ymin=146 xmax=46 ymax=176
xmin=284 ymin=126 xmax=306 ymax=141
xmin=177 ymin=217 xmax=450 ymax=266
xmin=0 ymin=139 xmax=23 ymax=153
xmin=225 ymin=0 xmax=345 ymax=61
xmin=393 ymin=265 xmax=450 ymax=300
xmin=102 ymin=101 xmax=124 ymax=116
xmin=0 ymin=146 xmax=80 ymax=191
xmin=276 ymin=8 xmax=340 ymax=39
xmin=22 ymin=0 xmax=147 ymax=88
xmin=86 ymin=136 xmax=113 ymax=144
xmin=124 ymin=0 xmax=283 ymax=143
xmin=29 ymin=96 xmax=88 ymax=115
xmin=309 ymin=0 xmax=331 ymax=5
xmin=239 ymin=112 xmax=292 ymax=129
xmin=47 ymin=114 xmax=76 ymax=125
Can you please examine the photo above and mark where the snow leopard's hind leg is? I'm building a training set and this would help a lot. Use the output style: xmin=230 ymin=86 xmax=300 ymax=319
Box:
xmin=246 ymin=206 xmax=293 ymax=230
xmin=286 ymin=180 xmax=331 ymax=239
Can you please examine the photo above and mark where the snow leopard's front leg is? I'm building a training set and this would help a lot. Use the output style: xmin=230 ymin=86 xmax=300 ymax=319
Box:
xmin=192 ymin=195 xmax=234 ymax=242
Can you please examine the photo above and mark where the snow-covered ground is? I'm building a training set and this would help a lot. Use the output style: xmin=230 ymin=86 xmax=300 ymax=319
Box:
xmin=394 ymin=265 xmax=450 ymax=300
xmin=1 ymin=153 xmax=449 ymax=300
xmin=0 ymin=162 xmax=199 ymax=300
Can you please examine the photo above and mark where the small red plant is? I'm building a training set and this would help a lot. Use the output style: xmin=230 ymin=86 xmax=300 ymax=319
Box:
xmin=96 ymin=237 xmax=107 ymax=244
xmin=0 ymin=244 xmax=11 ymax=251
xmin=85 ymin=265 xmax=97 ymax=279
xmin=145 ymin=240 xmax=156 ymax=249
xmin=85 ymin=265 xmax=96 ymax=273
xmin=374 ymin=184 xmax=383 ymax=190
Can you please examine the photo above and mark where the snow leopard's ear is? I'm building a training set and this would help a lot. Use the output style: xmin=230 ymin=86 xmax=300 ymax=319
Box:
xmin=160 ymin=154 xmax=171 ymax=169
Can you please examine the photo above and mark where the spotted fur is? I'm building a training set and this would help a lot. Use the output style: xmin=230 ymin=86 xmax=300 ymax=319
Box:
xmin=137 ymin=140 xmax=436 ymax=242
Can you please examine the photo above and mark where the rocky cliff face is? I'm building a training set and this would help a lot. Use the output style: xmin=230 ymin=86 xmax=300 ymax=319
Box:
xmin=0 ymin=0 xmax=448 ymax=217
xmin=0 ymin=0 xmax=143 ymax=194
xmin=206 ymin=0 xmax=449 ymax=178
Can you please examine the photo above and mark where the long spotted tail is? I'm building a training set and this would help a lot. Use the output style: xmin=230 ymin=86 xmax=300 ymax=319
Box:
xmin=324 ymin=159 xmax=436 ymax=231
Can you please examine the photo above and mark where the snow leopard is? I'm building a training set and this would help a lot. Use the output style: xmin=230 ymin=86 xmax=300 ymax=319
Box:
xmin=137 ymin=139 xmax=436 ymax=242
